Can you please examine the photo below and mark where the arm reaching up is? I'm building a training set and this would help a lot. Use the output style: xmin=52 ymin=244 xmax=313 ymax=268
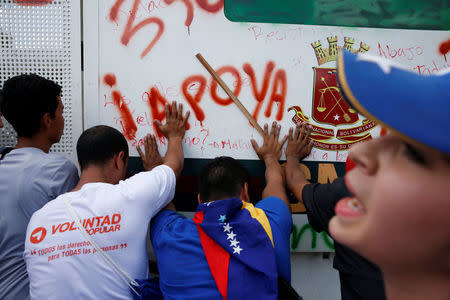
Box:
xmin=251 ymin=121 xmax=289 ymax=209
xmin=154 ymin=101 xmax=190 ymax=178
xmin=285 ymin=123 xmax=313 ymax=203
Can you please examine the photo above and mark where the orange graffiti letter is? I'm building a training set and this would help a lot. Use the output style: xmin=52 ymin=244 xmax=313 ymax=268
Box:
xmin=164 ymin=0 xmax=194 ymax=28
xmin=182 ymin=75 xmax=207 ymax=125
xmin=264 ymin=69 xmax=286 ymax=121
xmin=195 ymin=0 xmax=223 ymax=13
xmin=243 ymin=61 xmax=275 ymax=122
xmin=210 ymin=66 xmax=241 ymax=106
xmin=110 ymin=0 xmax=165 ymax=58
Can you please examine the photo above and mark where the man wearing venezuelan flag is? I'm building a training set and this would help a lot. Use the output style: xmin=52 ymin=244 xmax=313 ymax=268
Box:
xmin=150 ymin=122 xmax=294 ymax=300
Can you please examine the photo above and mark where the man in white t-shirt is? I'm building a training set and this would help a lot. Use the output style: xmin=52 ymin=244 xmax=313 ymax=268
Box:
xmin=24 ymin=102 xmax=189 ymax=299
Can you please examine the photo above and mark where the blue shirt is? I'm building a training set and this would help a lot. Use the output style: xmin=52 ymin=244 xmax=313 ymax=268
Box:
xmin=0 ymin=148 xmax=79 ymax=300
xmin=150 ymin=197 xmax=292 ymax=300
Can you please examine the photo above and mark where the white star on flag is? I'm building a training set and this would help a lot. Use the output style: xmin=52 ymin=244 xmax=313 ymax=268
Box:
xmin=227 ymin=232 xmax=236 ymax=240
xmin=218 ymin=215 xmax=227 ymax=223
xmin=233 ymin=245 xmax=243 ymax=255
xmin=334 ymin=114 xmax=340 ymax=121
xmin=223 ymin=223 xmax=232 ymax=232
xmin=230 ymin=239 xmax=239 ymax=247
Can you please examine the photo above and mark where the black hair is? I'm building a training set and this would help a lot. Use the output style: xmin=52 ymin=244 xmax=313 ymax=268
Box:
xmin=77 ymin=125 xmax=129 ymax=171
xmin=199 ymin=156 xmax=250 ymax=202
xmin=0 ymin=74 xmax=62 ymax=137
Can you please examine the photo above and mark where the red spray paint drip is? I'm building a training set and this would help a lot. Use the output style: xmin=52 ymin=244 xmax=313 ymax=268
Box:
xmin=182 ymin=75 xmax=207 ymax=126
xmin=164 ymin=0 xmax=194 ymax=28
xmin=243 ymin=61 xmax=275 ymax=123
xmin=104 ymin=73 xmax=117 ymax=87
xmin=109 ymin=0 xmax=126 ymax=21
xmin=439 ymin=39 xmax=450 ymax=62
xmin=112 ymin=91 xmax=138 ymax=140
xmin=264 ymin=69 xmax=287 ymax=121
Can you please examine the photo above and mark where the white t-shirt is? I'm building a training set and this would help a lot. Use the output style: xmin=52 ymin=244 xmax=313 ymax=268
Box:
xmin=24 ymin=165 xmax=176 ymax=300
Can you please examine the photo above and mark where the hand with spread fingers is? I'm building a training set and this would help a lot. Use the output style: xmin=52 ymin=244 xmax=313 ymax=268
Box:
xmin=285 ymin=123 xmax=313 ymax=161
xmin=251 ymin=121 xmax=288 ymax=162
xmin=153 ymin=101 xmax=190 ymax=178
xmin=136 ymin=134 xmax=163 ymax=171
xmin=285 ymin=122 xmax=313 ymax=204
xmin=251 ymin=121 xmax=289 ymax=207
xmin=155 ymin=101 xmax=190 ymax=140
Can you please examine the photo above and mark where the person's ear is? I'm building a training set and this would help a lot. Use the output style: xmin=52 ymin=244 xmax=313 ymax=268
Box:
xmin=115 ymin=151 xmax=125 ymax=169
xmin=41 ymin=112 xmax=52 ymax=130
xmin=197 ymin=194 xmax=202 ymax=205
xmin=240 ymin=182 xmax=250 ymax=203
xmin=111 ymin=151 xmax=123 ymax=170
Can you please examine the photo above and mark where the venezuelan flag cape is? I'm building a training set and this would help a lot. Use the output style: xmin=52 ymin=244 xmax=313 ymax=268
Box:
xmin=193 ymin=197 xmax=278 ymax=300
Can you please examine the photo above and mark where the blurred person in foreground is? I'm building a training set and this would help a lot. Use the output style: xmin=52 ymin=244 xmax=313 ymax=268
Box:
xmin=329 ymin=51 xmax=450 ymax=300
xmin=284 ymin=122 xmax=386 ymax=300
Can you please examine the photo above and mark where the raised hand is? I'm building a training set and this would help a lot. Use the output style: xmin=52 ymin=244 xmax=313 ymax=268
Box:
xmin=136 ymin=134 xmax=163 ymax=171
xmin=251 ymin=121 xmax=288 ymax=162
xmin=284 ymin=123 xmax=313 ymax=205
xmin=155 ymin=101 xmax=190 ymax=139
xmin=285 ymin=123 xmax=313 ymax=161
xmin=251 ymin=121 xmax=289 ymax=207
xmin=153 ymin=101 xmax=190 ymax=178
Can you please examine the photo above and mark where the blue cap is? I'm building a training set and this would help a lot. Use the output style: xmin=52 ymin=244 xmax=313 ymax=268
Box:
xmin=337 ymin=50 xmax=450 ymax=155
